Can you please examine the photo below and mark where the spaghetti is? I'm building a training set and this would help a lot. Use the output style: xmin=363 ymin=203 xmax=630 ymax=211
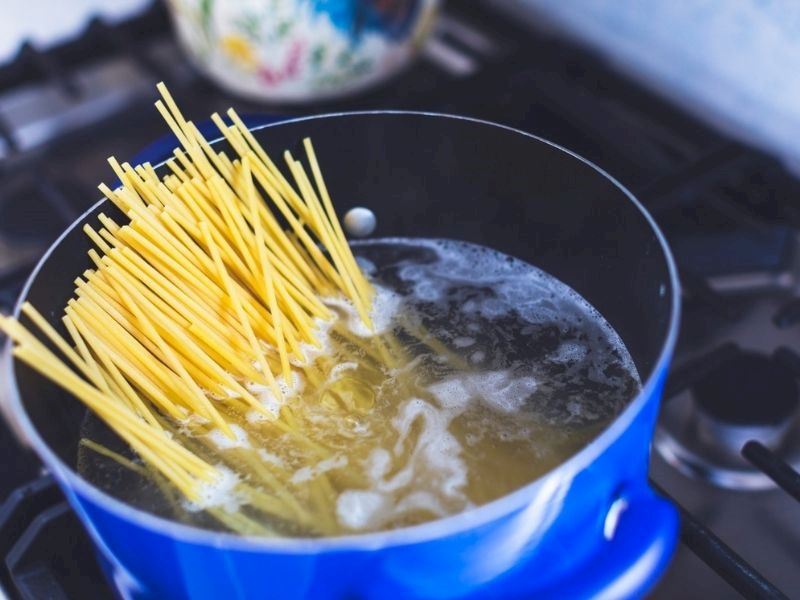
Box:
xmin=1 ymin=84 xmax=376 ymax=517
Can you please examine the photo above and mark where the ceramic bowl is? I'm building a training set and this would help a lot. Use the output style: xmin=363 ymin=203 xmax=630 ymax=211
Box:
xmin=166 ymin=0 xmax=441 ymax=102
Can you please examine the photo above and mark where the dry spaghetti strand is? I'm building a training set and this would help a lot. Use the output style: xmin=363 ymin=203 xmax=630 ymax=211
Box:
xmin=0 ymin=82 xmax=380 ymax=525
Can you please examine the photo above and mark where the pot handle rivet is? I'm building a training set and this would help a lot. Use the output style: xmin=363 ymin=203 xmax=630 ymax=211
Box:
xmin=344 ymin=207 xmax=376 ymax=238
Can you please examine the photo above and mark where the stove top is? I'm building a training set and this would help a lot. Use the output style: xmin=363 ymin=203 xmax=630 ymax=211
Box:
xmin=0 ymin=1 xmax=798 ymax=598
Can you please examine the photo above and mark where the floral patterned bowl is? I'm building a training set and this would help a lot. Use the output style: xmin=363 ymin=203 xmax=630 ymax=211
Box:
xmin=166 ymin=0 xmax=441 ymax=102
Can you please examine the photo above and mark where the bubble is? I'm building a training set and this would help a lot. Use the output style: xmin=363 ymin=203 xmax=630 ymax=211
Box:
xmin=551 ymin=341 xmax=589 ymax=364
xmin=453 ymin=336 xmax=475 ymax=348
xmin=329 ymin=361 xmax=359 ymax=379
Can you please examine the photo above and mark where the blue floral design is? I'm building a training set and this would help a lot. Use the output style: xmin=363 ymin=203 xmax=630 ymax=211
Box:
xmin=310 ymin=0 xmax=423 ymax=41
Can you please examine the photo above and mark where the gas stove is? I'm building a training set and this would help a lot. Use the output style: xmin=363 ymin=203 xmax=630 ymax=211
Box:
xmin=0 ymin=2 xmax=798 ymax=598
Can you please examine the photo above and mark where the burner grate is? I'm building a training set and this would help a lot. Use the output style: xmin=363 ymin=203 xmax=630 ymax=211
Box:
xmin=0 ymin=3 xmax=169 ymax=98
xmin=652 ymin=480 xmax=789 ymax=600
xmin=656 ymin=344 xmax=800 ymax=597
xmin=0 ymin=477 xmax=111 ymax=600
xmin=742 ymin=441 xmax=800 ymax=503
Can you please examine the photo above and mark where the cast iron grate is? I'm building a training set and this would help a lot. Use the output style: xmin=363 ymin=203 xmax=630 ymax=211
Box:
xmin=657 ymin=344 xmax=800 ymax=599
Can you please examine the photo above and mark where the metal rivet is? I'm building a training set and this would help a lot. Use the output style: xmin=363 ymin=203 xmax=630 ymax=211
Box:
xmin=604 ymin=497 xmax=629 ymax=540
xmin=344 ymin=207 xmax=376 ymax=238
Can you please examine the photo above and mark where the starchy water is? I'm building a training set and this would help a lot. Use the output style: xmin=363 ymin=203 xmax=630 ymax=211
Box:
xmin=78 ymin=238 xmax=640 ymax=536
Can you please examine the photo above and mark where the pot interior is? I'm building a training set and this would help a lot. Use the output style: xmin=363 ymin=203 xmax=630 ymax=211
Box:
xmin=12 ymin=112 xmax=675 ymax=504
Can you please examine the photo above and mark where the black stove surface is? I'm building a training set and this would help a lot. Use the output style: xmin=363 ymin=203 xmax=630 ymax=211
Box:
xmin=1 ymin=2 xmax=799 ymax=599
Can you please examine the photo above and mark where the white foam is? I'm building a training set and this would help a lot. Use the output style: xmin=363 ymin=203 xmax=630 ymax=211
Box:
xmin=394 ymin=490 xmax=449 ymax=518
xmin=207 ymin=424 xmax=251 ymax=450
xmin=366 ymin=448 xmax=392 ymax=480
xmin=184 ymin=465 xmax=242 ymax=513
xmin=245 ymin=373 xmax=303 ymax=420
xmin=566 ymin=399 xmax=599 ymax=421
xmin=281 ymin=371 xmax=305 ymax=396
xmin=324 ymin=284 xmax=401 ymax=337
xmin=478 ymin=372 xmax=538 ymax=414
xmin=247 ymin=369 xmax=304 ymax=396
xmin=427 ymin=370 xmax=537 ymax=414
xmin=332 ymin=347 xmax=548 ymax=531
xmin=247 ymin=384 xmax=283 ymax=419
xmin=356 ymin=256 xmax=377 ymax=275
xmin=291 ymin=454 xmax=348 ymax=484
xmin=337 ymin=394 xmax=470 ymax=531
xmin=335 ymin=369 xmax=540 ymax=529
xmin=335 ymin=487 xmax=455 ymax=531
xmin=354 ymin=238 xmax=637 ymax=379
xmin=336 ymin=490 xmax=389 ymax=530
xmin=362 ymin=285 xmax=401 ymax=336
xmin=295 ymin=317 xmax=334 ymax=365
xmin=425 ymin=379 xmax=471 ymax=412
xmin=453 ymin=336 xmax=475 ymax=348
xmin=246 ymin=409 xmax=273 ymax=424
xmin=257 ymin=449 xmax=285 ymax=468
xmin=176 ymin=413 xmax=209 ymax=435
xmin=551 ymin=340 xmax=589 ymax=364
xmin=389 ymin=238 xmax=551 ymax=311
xmin=470 ymin=350 xmax=486 ymax=364
xmin=387 ymin=354 xmax=426 ymax=378
xmin=329 ymin=361 xmax=358 ymax=379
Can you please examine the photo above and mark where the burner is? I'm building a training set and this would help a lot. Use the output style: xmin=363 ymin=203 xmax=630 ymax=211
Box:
xmin=693 ymin=351 xmax=798 ymax=454
xmin=655 ymin=349 xmax=800 ymax=489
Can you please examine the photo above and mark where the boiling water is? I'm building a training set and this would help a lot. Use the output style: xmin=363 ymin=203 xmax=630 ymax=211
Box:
xmin=78 ymin=238 xmax=640 ymax=536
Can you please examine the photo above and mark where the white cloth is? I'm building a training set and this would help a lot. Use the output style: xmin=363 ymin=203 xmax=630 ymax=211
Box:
xmin=0 ymin=0 xmax=153 ymax=63
xmin=492 ymin=0 xmax=800 ymax=170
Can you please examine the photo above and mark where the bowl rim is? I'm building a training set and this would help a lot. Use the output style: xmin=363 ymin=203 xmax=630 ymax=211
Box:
xmin=2 ymin=110 xmax=681 ymax=552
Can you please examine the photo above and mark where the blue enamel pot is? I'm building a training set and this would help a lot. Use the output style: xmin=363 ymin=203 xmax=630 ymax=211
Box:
xmin=2 ymin=112 xmax=680 ymax=599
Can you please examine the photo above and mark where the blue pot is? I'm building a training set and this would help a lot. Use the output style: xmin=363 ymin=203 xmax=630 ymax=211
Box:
xmin=2 ymin=112 xmax=680 ymax=599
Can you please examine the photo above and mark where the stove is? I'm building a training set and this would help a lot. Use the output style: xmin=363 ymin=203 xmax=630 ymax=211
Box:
xmin=0 ymin=2 xmax=799 ymax=598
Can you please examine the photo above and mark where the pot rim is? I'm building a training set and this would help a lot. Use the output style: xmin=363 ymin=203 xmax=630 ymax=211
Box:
xmin=2 ymin=110 xmax=681 ymax=553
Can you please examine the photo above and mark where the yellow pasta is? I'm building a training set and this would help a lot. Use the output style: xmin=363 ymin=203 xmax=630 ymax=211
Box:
xmin=0 ymin=83 xmax=379 ymax=527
